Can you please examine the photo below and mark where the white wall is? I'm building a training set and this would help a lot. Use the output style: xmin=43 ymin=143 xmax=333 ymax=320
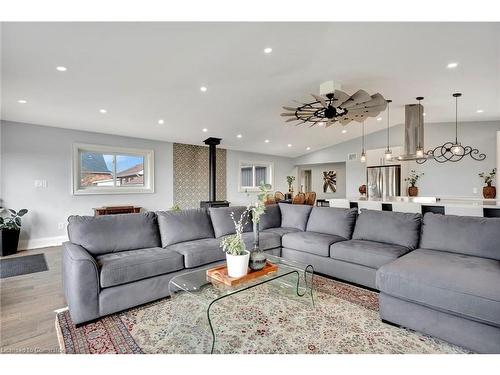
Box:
xmin=226 ymin=149 xmax=295 ymax=206
xmin=298 ymin=162 xmax=346 ymax=199
xmin=294 ymin=121 xmax=500 ymax=198
xmin=1 ymin=121 xmax=174 ymax=248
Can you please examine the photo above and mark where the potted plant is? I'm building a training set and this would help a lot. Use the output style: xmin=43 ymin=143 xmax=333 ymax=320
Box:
xmin=479 ymin=168 xmax=496 ymax=199
xmin=1 ymin=208 xmax=28 ymax=257
xmin=220 ymin=208 xmax=251 ymax=278
xmin=248 ymin=182 xmax=271 ymax=271
xmin=404 ymin=170 xmax=424 ymax=197
xmin=286 ymin=175 xmax=296 ymax=196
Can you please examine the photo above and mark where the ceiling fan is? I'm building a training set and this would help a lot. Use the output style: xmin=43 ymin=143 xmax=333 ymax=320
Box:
xmin=281 ymin=81 xmax=387 ymax=128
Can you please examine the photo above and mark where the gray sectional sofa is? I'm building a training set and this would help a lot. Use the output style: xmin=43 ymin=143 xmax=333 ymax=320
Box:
xmin=62 ymin=203 xmax=500 ymax=353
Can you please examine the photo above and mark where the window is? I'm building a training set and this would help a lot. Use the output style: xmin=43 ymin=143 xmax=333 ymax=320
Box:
xmin=73 ymin=143 xmax=154 ymax=195
xmin=238 ymin=161 xmax=274 ymax=191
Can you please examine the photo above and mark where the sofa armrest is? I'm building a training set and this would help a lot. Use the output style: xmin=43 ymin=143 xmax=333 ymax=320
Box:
xmin=62 ymin=241 xmax=100 ymax=324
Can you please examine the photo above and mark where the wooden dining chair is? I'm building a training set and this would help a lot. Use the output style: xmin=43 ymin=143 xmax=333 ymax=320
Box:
xmin=274 ymin=191 xmax=285 ymax=203
xmin=304 ymin=192 xmax=316 ymax=206
xmin=264 ymin=194 xmax=276 ymax=205
xmin=292 ymin=192 xmax=306 ymax=205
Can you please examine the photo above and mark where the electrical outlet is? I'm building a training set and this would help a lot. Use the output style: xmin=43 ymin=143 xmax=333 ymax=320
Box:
xmin=58 ymin=222 xmax=66 ymax=230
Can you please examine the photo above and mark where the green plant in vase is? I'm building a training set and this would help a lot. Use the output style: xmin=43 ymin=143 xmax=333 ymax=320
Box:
xmin=404 ymin=170 xmax=424 ymax=197
xmin=286 ymin=175 xmax=295 ymax=195
xmin=1 ymin=208 xmax=29 ymax=256
xmin=248 ymin=182 xmax=272 ymax=271
xmin=220 ymin=208 xmax=251 ymax=278
xmin=479 ymin=168 xmax=496 ymax=199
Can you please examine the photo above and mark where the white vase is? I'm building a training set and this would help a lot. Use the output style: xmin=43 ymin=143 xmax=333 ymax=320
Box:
xmin=226 ymin=250 xmax=250 ymax=278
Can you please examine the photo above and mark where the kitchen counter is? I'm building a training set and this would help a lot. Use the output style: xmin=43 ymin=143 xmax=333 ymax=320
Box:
xmin=347 ymin=196 xmax=500 ymax=209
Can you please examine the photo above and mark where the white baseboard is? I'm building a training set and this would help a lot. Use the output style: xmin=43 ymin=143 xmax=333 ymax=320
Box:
xmin=18 ymin=235 xmax=69 ymax=250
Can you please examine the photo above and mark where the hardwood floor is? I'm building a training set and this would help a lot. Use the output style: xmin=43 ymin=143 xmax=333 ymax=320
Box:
xmin=0 ymin=246 xmax=65 ymax=354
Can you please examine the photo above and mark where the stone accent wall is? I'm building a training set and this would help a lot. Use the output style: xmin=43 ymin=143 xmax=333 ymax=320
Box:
xmin=173 ymin=143 xmax=226 ymax=209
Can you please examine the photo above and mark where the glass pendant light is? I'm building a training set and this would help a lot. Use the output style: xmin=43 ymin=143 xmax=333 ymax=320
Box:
xmin=451 ymin=93 xmax=463 ymax=155
xmin=415 ymin=96 xmax=425 ymax=157
xmin=384 ymin=99 xmax=392 ymax=160
xmin=360 ymin=120 xmax=366 ymax=163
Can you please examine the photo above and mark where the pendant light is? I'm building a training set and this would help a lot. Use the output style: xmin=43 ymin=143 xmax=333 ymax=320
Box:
xmin=415 ymin=96 xmax=425 ymax=157
xmin=360 ymin=120 xmax=366 ymax=163
xmin=416 ymin=92 xmax=486 ymax=164
xmin=384 ymin=99 xmax=392 ymax=160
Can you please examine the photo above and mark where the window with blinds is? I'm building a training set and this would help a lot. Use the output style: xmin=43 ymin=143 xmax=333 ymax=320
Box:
xmin=238 ymin=161 xmax=274 ymax=191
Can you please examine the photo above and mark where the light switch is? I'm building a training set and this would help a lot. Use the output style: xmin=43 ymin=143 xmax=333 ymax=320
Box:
xmin=34 ymin=179 xmax=48 ymax=188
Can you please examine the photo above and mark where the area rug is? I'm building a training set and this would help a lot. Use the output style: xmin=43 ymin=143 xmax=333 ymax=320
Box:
xmin=55 ymin=276 xmax=469 ymax=354
xmin=0 ymin=253 xmax=48 ymax=278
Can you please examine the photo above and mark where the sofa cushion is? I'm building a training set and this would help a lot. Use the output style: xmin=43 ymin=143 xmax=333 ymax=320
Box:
xmin=330 ymin=239 xmax=410 ymax=269
xmin=352 ymin=209 xmax=421 ymax=249
xmin=420 ymin=213 xmax=500 ymax=260
xmin=259 ymin=204 xmax=281 ymax=230
xmin=209 ymin=206 xmax=252 ymax=238
xmin=282 ymin=231 xmax=346 ymax=257
xmin=376 ymin=249 xmax=500 ymax=327
xmin=278 ymin=203 xmax=312 ymax=231
xmin=96 ymin=247 xmax=184 ymax=288
xmin=262 ymin=227 xmax=301 ymax=237
xmin=167 ymin=238 xmax=224 ymax=268
xmin=67 ymin=212 xmax=161 ymax=255
xmin=306 ymin=207 xmax=358 ymax=238
xmin=240 ymin=231 xmax=281 ymax=251
xmin=156 ymin=209 xmax=215 ymax=247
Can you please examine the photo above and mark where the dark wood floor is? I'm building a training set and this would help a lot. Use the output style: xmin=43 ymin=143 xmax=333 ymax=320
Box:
xmin=0 ymin=246 xmax=65 ymax=354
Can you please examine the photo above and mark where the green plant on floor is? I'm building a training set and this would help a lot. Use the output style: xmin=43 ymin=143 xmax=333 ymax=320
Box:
xmin=0 ymin=209 xmax=28 ymax=230
xmin=220 ymin=208 xmax=250 ymax=256
xmin=479 ymin=168 xmax=496 ymax=186
xmin=404 ymin=170 xmax=424 ymax=187
xmin=286 ymin=175 xmax=295 ymax=191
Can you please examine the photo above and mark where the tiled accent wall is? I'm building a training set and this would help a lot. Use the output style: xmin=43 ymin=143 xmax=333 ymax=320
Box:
xmin=173 ymin=143 xmax=227 ymax=208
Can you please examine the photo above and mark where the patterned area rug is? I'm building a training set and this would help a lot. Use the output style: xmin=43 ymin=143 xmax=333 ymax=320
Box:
xmin=55 ymin=276 xmax=469 ymax=354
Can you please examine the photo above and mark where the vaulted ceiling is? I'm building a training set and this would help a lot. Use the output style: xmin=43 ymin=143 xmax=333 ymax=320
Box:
xmin=1 ymin=22 xmax=499 ymax=157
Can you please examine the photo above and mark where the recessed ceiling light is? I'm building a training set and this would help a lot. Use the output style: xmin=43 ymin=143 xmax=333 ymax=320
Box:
xmin=158 ymin=119 xmax=165 ymax=125
xmin=306 ymin=147 xmax=311 ymax=151
xmin=447 ymin=62 xmax=458 ymax=69
xmin=202 ymin=128 xmax=208 ymax=132
xmin=377 ymin=117 xmax=382 ymax=121
xmin=17 ymin=99 xmax=27 ymax=104
xmin=287 ymin=144 xmax=292 ymax=148
xmin=264 ymin=47 xmax=273 ymax=54
xmin=236 ymin=134 xmax=242 ymax=138
xmin=56 ymin=66 xmax=67 ymax=72
xmin=342 ymin=129 xmax=347 ymax=134
xmin=200 ymin=86 xmax=208 ymax=92
xmin=476 ymin=109 xmax=484 ymax=113
xmin=264 ymin=139 xmax=270 ymax=143
xmin=99 ymin=109 xmax=107 ymax=114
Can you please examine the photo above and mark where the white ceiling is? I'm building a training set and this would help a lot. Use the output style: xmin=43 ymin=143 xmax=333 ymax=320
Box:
xmin=1 ymin=22 xmax=499 ymax=157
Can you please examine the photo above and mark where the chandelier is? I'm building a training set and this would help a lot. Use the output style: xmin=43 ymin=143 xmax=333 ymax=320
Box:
xmin=281 ymin=86 xmax=387 ymax=127
xmin=416 ymin=93 xmax=486 ymax=164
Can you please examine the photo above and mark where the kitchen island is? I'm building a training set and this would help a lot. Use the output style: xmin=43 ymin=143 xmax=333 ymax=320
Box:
xmin=327 ymin=196 xmax=500 ymax=217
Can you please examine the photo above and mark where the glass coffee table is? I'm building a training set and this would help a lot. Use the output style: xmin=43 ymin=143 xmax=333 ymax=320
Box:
xmin=168 ymin=254 xmax=314 ymax=353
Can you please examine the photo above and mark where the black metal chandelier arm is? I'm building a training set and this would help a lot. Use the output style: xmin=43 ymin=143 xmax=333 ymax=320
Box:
xmin=418 ymin=142 xmax=487 ymax=163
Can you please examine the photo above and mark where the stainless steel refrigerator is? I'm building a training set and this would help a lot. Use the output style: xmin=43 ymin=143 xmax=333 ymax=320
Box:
xmin=367 ymin=165 xmax=401 ymax=198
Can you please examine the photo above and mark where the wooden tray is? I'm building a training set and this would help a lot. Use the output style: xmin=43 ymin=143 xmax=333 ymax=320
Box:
xmin=206 ymin=261 xmax=278 ymax=286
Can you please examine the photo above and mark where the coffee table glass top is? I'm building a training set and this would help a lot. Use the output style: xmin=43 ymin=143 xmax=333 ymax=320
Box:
xmin=168 ymin=254 xmax=314 ymax=303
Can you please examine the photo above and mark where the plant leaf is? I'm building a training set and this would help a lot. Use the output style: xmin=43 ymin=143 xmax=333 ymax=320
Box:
xmin=15 ymin=217 xmax=22 ymax=227
xmin=8 ymin=209 xmax=16 ymax=215
xmin=18 ymin=209 xmax=28 ymax=216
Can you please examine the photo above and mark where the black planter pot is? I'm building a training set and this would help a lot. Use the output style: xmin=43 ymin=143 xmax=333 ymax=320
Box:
xmin=0 ymin=229 xmax=20 ymax=257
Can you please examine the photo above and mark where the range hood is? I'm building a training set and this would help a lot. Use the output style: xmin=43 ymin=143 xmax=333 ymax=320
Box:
xmin=396 ymin=102 xmax=432 ymax=161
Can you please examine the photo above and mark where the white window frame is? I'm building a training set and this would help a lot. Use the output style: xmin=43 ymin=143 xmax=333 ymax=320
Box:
xmin=72 ymin=143 xmax=155 ymax=195
xmin=238 ymin=161 xmax=274 ymax=192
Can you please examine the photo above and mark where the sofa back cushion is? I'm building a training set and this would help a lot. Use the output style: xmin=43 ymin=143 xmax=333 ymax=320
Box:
xmin=156 ymin=209 xmax=215 ymax=247
xmin=209 ymin=206 xmax=252 ymax=238
xmin=278 ymin=203 xmax=312 ymax=231
xmin=306 ymin=207 xmax=358 ymax=239
xmin=67 ymin=212 xmax=161 ymax=255
xmin=259 ymin=204 xmax=281 ymax=230
xmin=352 ymin=209 xmax=422 ymax=249
xmin=420 ymin=213 xmax=500 ymax=260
